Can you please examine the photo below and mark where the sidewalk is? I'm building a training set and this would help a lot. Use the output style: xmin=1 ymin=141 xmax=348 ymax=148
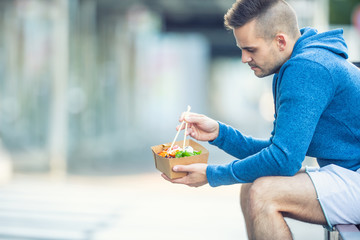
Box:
xmin=0 ymin=173 xmax=323 ymax=239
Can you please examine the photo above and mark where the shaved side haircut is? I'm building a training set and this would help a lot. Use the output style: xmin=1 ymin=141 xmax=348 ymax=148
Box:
xmin=224 ymin=0 xmax=300 ymax=40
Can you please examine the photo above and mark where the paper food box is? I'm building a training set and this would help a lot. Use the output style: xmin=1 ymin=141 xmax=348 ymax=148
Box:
xmin=151 ymin=139 xmax=209 ymax=179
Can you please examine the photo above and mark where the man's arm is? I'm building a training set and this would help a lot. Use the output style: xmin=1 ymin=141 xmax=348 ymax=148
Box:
xmin=209 ymin=122 xmax=272 ymax=159
xmin=206 ymin=60 xmax=334 ymax=186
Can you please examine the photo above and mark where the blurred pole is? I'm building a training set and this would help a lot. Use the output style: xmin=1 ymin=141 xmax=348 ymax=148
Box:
xmin=49 ymin=0 xmax=69 ymax=178
xmin=3 ymin=2 xmax=18 ymax=97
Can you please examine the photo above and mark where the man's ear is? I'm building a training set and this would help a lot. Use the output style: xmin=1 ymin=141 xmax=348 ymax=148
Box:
xmin=276 ymin=34 xmax=287 ymax=51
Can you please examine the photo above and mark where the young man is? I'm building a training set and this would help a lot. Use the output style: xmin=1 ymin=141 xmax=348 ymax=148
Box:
xmin=162 ymin=0 xmax=360 ymax=239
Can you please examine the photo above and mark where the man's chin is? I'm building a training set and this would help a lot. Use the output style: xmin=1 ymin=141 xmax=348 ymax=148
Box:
xmin=253 ymin=70 xmax=266 ymax=78
xmin=253 ymin=69 xmax=272 ymax=78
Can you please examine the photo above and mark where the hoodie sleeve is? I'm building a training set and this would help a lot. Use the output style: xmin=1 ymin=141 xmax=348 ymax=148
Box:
xmin=209 ymin=122 xmax=271 ymax=159
xmin=206 ymin=59 xmax=334 ymax=187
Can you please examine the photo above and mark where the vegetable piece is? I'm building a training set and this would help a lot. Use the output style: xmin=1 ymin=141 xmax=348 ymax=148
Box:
xmin=158 ymin=151 xmax=169 ymax=158
xmin=158 ymin=145 xmax=201 ymax=158
xmin=175 ymin=150 xmax=202 ymax=158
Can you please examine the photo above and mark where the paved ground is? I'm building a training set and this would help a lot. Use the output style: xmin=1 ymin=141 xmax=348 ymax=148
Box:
xmin=0 ymin=173 xmax=324 ymax=240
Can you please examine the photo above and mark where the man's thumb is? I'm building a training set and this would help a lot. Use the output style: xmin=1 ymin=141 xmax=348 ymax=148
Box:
xmin=173 ymin=165 xmax=191 ymax=172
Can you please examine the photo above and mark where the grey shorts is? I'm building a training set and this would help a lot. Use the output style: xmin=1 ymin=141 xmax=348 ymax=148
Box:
xmin=306 ymin=164 xmax=360 ymax=228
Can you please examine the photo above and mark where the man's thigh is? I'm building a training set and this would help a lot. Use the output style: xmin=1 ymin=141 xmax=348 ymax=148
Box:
xmin=249 ymin=172 xmax=327 ymax=225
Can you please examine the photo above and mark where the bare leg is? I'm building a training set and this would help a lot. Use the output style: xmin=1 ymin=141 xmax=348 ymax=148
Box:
xmin=240 ymin=172 xmax=326 ymax=240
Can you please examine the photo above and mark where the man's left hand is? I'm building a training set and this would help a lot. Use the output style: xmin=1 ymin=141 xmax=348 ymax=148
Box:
xmin=161 ymin=163 xmax=208 ymax=187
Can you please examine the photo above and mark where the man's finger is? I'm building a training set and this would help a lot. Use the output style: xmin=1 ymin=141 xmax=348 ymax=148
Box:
xmin=161 ymin=173 xmax=171 ymax=181
xmin=176 ymin=124 xmax=184 ymax=131
xmin=184 ymin=113 xmax=203 ymax=124
xmin=179 ymin=112 xmax=186 ymax=122
xmin=162 ymin=173 xmax=188 ymax=184
xmin=173 ymin=165 xmax=193 ymax=172
xmin=180 ymin=111 xmax=193 ymax=121
xmin=169 ymin=176 xmax=188 ymax=185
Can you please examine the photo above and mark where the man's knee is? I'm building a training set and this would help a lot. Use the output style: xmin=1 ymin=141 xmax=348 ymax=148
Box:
xmin=241 ymin=178 xmax=277 ymax=216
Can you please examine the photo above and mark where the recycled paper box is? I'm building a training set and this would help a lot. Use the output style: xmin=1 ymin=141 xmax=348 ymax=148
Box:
xmin=151 ymin=139 xmax=209 ymax=179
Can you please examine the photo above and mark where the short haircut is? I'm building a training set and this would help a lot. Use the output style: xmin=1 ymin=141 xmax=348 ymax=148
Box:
xmin=224 ymin=0 xmax=299 ymax=40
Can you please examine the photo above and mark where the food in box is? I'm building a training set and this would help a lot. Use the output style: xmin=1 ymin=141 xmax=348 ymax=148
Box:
xmin=151 ymin=139 xmax=209 ymax=179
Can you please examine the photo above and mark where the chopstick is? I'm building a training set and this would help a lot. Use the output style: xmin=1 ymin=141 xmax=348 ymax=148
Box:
xmin=183 ymin=119 xmax=189 ymax=150
xmin=169 ymin=105 xmax=191 ymax=152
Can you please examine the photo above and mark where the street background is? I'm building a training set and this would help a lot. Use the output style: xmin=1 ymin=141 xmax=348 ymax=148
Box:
xmin=0 ymin=0 xmax=359 ymax=239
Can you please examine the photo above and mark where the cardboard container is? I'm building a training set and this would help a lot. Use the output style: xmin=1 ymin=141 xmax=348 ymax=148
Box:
xmin=151 ymin=139 xmax=209 ymax=179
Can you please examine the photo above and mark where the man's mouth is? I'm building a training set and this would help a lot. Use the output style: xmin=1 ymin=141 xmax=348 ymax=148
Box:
xmin=249 ymin=65 xmax=258 ymax=70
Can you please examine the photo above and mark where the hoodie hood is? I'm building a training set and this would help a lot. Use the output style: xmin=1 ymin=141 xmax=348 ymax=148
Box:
xmin=293 ymin=27 xmax=348 ymax=59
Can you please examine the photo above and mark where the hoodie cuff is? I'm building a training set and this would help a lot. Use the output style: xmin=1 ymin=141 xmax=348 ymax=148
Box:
xmin=206 ymin=163 xmax=246 ymax=187
xmin=208 ymin=121 xmax=227 ymax=147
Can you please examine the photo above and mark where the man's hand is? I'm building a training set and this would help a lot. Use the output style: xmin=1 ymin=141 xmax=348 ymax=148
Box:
xmin=161 ymin=163 xmax=208 ymax=187
xmin=177 ymin=112 xmax=219 ymax=142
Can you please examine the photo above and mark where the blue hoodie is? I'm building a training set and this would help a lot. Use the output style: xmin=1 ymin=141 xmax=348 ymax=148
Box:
xmin=206 ymin=27 xmax=360 ymax=187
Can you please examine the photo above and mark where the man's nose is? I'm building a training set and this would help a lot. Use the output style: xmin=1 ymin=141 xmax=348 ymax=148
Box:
xmin=241 ymin=51 xmax=251 ymax=63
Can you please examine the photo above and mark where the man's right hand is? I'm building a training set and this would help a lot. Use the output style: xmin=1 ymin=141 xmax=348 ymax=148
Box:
xmin=178 ymin=112 xmax=219 ymax=142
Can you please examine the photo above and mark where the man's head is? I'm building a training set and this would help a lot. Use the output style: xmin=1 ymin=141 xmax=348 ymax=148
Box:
xmin=224 ymin=0 xmax=301 ymax=77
